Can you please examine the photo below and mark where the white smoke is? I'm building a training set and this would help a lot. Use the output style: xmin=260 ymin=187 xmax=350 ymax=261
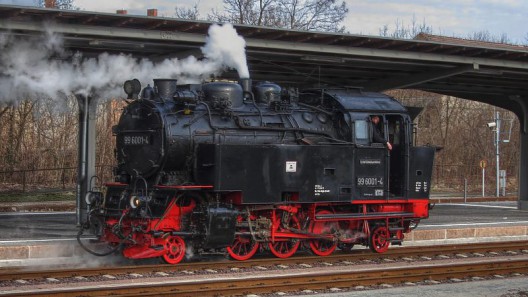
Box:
xmin=201 ymin=23 xmax=250 ymax=79
xmin=0 ymin=23 xmax=249 ymax=103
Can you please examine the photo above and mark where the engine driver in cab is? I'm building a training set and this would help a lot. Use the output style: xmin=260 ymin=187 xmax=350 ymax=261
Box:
xmin=371 ymin=115 xmax=392 ymax=150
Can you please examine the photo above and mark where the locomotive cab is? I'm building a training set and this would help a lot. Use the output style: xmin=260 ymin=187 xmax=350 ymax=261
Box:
xmin=317 ymin=89 xmax=434 ymax=201
xmin=359 ymin=113 xmax=411 ymax=198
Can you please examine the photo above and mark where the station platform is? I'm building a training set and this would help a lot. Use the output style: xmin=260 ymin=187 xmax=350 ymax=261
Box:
xmin=0 ymin=200 xmax=527 ymax=266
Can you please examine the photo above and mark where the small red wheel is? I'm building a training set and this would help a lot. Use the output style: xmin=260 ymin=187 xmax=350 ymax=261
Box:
xmin=268 ymin=212 xmax=300 ymax=258
xmin=369 ymin=225 xmax=390 ymax=253
xmin=162 ymin=236 xmax=186 ymax=264
xmin=309 ymin=210 xmax=338 ymax=256
xmin=227 ymin=232 xmax=259 ymax=261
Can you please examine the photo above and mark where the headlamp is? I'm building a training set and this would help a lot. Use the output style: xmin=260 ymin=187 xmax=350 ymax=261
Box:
xmin=85 ymin=191 xmax=103 ymax=205
xmin=123 ymin=79 xmax=142 ymax=99
xmin=129 ymin=195 xmax=147 ymax=209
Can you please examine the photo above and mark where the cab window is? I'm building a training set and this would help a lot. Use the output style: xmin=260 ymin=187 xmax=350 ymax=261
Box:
xmin=354 ymin=120 xmax=369 ymax=143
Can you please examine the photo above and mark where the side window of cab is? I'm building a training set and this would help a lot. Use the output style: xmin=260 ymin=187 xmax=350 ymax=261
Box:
xmin=354 ymin=120 xmax=369 ymax=145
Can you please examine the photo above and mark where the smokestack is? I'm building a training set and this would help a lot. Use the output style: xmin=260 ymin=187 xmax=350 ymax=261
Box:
xmin=154 ymin=79 xmax=178 ymax=102
xmin=147 ymin=9 xmax=158 ymax=17
xmin=116 ymin=10 xmax=128 ymax=15
xmin=239 ymin=78 xmax=252 ymax=93
xmin=44 ymin=0 xmax=56 ymax=8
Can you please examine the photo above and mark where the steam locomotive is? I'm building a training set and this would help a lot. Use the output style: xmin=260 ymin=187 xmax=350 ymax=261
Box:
xmin=80 ymin=78 xmax=435 ymax=264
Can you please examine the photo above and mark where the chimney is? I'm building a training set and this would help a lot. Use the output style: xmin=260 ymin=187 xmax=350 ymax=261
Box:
xmin=147 ymin=9 xmax=158 ymax=17
xmin=44 ymin=0 xmax=56 ymax=8
xmin=116 ymin=9 xmax=128 ymax=15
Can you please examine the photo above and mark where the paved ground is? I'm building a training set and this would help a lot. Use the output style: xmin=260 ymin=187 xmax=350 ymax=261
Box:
xmin=0 ymin=212 xmax=77 ymax=240
xmin=305 ymin=277 xmax=528 ymax=297
xmin=423 ymin=202 xmax=528 ymax=228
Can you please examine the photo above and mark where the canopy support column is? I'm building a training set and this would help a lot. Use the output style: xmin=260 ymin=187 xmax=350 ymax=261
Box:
xmin=514 ymin=96 xmax=528 ymax=210
xmin=75 ymin=94 xmax=98 ymax=226
xmin=520 ymin=131 xmax=528 ymax=210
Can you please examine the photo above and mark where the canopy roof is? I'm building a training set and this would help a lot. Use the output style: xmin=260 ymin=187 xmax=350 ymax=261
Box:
xmin=0 ymin=5 xmax=527 ymax=121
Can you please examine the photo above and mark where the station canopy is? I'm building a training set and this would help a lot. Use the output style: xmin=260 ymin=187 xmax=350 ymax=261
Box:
xmin=0 ymin=5 xmax=527 ymax=115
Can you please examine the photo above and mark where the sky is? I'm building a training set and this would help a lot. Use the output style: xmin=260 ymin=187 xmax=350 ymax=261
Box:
xmin=1 ymin=0 xmax=527 ymax=44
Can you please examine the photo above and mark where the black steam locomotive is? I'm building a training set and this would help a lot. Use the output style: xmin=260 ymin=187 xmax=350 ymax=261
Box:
xmin=80 ymin=78 xmax=434 ymax=264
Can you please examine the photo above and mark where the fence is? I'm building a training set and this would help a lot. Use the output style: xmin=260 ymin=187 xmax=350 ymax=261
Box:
xmin=0 ymin=165 xmax=114 ymax=193
xmin=432 ymin=163 xmax=516 ymax=195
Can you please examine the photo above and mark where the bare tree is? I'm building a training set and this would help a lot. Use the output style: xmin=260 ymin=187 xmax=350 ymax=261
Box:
xmin=379 ymin=15 xmax=433 ymax=39
xmin=208 ymin=0 xmax=277 ymax=26
xmin=277 ymin=0 xmax=348 ymax=32
xmin=469 ymin=30 xmax=510 ymax=44
xmin=209 ymin=0 xmax=348 ymax=32
xmin=0 ymin=106 xmax=9 ymax=119
xmin=175 ymin=4 xmax=201 ymax=20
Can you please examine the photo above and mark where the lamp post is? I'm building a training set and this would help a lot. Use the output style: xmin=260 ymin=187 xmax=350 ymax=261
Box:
xmin=494 ymin=111 xmax=500 ymax=197
xmin=488 ymin=110 xmax=513 ymax=197
xmin=487 ymin=111 xmax=500 ymax=197
xmin=488 ymin=111 xmax=501 ymax=197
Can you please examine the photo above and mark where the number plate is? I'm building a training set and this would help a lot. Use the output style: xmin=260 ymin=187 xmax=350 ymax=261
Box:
xmin=123 ymin=134 xmax=151 ymax=146
xmin=356 ymin=176 xmax=384 ymax=187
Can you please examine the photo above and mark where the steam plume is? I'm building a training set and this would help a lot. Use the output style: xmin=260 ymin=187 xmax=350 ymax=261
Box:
xmin=201 ymin=23 xmax=250 ymax=79
xmin=0 ymin=23 xmax=249 ymax=103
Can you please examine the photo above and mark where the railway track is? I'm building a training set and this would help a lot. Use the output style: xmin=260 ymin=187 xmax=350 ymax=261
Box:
xmin=2 ymin=256 xmax=528 ymax=296
xmin=1 ymin=240 xmax=527 ymax=281
xmin=1 ymin=240 xmax=528 ymax=296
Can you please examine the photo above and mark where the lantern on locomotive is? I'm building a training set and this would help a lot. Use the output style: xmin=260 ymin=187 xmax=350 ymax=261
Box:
xmin=79 ymin=77 xmax=434 ymax=264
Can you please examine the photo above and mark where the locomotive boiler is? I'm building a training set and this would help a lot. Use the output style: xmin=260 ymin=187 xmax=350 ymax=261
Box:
xmin=80 ymin=78 xmax=435 ymax=264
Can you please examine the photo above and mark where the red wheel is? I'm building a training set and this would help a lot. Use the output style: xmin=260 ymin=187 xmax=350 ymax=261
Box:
xmin=227 ymin=232 xmax=259 ymax=261
xmin=369 ymin=225 xmax=390 ymax=253
xmin=162 ymin=236 xmax=186 ymax=264
xmin=309 ymin=210 xmax=338 ymax=256
xmin=268 ymin=212 xmax=300 ymax=258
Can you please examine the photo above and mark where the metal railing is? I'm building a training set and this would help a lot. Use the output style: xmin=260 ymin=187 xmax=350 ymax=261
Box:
xmin=0 ymin=165 xmax=114 ymax=193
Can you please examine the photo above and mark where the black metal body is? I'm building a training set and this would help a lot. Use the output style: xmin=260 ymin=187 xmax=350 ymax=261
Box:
xmin=113 ymin=80 xmax=433 ymax=203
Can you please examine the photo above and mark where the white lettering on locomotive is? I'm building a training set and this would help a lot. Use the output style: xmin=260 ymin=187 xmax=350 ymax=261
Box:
xmin=415 ymin=181 xmax=422 ymax=192
xmin=314 ymin=184 xmax=331 ymax=196
xmin=357 ymin=177 xmax=383 ymax=187
xmin=360 ymin=159 xmax=381 ymax=165
xmin=124 ymin=135 xmax=150 ymax=146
